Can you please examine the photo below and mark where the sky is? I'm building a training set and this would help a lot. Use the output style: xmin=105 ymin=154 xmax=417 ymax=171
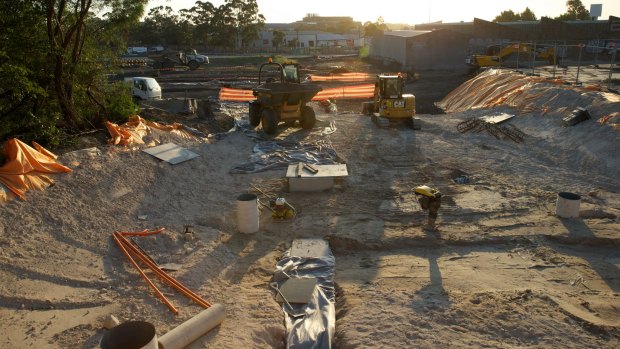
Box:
xmin=146 ymin=0 xmax=620 ymax=24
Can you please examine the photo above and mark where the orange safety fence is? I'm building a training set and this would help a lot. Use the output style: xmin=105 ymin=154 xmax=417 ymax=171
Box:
xmin=105 ymin=115 xmax=200 ymax=146
xmin=219 ymin=84 xmax=374 ymax=102
xmin=314 ymin=84 xmax=374 ymax=100
xmin=219 ymin=87 xmax=255 ymax=102
xmin=0 ymin=138 xmax=72 ymax=202
xmin=308 ymin=72 xmax=374 ymax=82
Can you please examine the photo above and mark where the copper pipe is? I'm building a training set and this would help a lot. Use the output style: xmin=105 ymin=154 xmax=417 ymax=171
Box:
xmin=112 ymin=233 xmax=178 ymax=314
xmin=114 ymin=232 xmax=211 ymax=308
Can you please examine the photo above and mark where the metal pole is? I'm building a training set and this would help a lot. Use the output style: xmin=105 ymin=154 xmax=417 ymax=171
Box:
xmin=516 ymin=42 xmax=520 ymax=70
xmin=609 ymin=49 xmax=617 ymax=90
xmin=576 ymin=44 xmax=583 ymax=85
xmin=552 ymin=43 xmax=557 ymax=79
xmin=531 ymin=42 xmax=536 ymax=75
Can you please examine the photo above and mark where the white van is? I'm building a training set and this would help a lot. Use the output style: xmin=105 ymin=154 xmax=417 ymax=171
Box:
xmin=124 ymin=77 xmax=162 ymax=100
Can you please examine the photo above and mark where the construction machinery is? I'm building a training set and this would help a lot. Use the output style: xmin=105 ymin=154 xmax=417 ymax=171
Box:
xmin=249 ymin=59 xmax=322 ymax=134
xmin=466 ymin=43 xmax=556 ymax=68
xmin=151 ymin=49 xmax=209 ymax=70
xmin=361 ymin=74 xmax=420 ymax=129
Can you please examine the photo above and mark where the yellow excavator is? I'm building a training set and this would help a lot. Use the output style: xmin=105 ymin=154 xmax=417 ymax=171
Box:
xmin=361 ymin=74 xmax=420 ymax=129
xmin=466 ymin=43 xmax=556 ymax=68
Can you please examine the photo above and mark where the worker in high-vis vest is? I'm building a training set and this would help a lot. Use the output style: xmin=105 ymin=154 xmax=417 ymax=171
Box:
xmin=414 ymin=185 xmax=442 ymax=231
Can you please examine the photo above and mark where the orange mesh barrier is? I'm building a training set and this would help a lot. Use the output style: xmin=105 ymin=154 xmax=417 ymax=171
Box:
xmin=308 ymin=73 xmax=374 ymax=82
xmin=219 ymin=87 xmax=255 ymax=102
xmin=219 ymin=84 xmax=374 ymax=102
xmin=313 ymin=84 xmax=374 ymax=100
xmin=0 ymin=138 xmax=72 ymax=201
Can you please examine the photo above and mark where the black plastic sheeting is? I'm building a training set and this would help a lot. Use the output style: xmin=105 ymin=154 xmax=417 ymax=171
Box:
xmin=274 ymin=250 xmax=336 ymax=349
xmin=230 ymin=141 xmax=343 ymax=174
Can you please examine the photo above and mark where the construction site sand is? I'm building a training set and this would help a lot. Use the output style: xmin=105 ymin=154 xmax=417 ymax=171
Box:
xmin=0 ymin=71 xmax=619 ymax=348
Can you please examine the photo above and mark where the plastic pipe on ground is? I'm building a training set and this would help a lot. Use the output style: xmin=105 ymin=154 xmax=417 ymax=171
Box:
xmin=117 ymin=227 xmax=166 ymax=237
xmin=116 ymin=233 xmax=211 ymax=308
xmin=555 ymin=192 xmax=581 ymax=218
xmin=236 ymin=194 xmax=259 ymax=234
xmin=158 ymin=304 xmax=225 ymax=349
xmin=112 ymin=233 xmax=178 ymax=314
xmin=114 ymin=233 xmax=211 ymax=308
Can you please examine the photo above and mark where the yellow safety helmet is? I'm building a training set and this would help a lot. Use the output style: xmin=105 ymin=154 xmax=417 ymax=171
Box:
xmin=414 ymin=185 xmax=441 ymax=198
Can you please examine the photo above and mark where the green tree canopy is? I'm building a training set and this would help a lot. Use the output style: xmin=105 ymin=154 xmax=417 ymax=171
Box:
xmin=493 ymin=7 xmax=537 ymax=22
xmin=272 ymin=30 xmax=286 ymax=48
xmin=364 ymin=17 xmax=388 ymax=38
xmin=1 ymin=0 xmax=146 ymax=145
xmin=556 ymin=0 xmax=590 ymax=20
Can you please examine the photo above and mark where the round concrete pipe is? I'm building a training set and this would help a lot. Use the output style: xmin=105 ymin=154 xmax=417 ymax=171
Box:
xmin=158 ymin=304 xmax=226 ymax=349
xmin=236 ymin=194 xmax=259 ymax=234
xmin=100 ymin=321 xmax=157 ymax=349
xmin=555 ymin=192 xmax=581 ymax=218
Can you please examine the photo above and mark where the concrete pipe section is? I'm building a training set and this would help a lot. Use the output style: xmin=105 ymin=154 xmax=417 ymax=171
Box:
xmin=236 ymin=194 xmax=259 ymax=234
xmin=100 ymin=321 xmax=158 ymax=349
xmin=158 ymin=304 xmax=226 ymax=349
xmin=555 ymin=192 xmax=581 ymax=218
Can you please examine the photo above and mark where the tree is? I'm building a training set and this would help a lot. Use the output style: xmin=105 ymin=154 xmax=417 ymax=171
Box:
xmin=143 ymin=6 xmax=187 ymax=46
xmin=364 ymin=17 xmax=388 ymax=38
xmin=222 ymin=0 xmax=265 ymax=49
xmin=494 ymin=10 xmax=519 ymax=22
xmin=185 ymin=1 xmax=216 ymax=46
xmin=556 ymin=0 xmax=590 ymax=20
xmin=0 ymin=1 xmax=146 ymax=145
xmin=493 ymin=7 xmax=538 ymax=23
xmin=520 ymin=7 xmax=537 ymax=21
xmin=272 ymin=30 xmax=285 ymax=49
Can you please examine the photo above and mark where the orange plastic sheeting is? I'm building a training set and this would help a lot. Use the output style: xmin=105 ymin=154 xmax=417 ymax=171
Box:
xmin=219 ymin=84 xmax=374 ymax=102
xmin=308 ymin=72 xmax=374 ymax=82
xmin=105 ymin=115 xmax=199 ymax=146
xmin=0 ymin=138 xmax=71 ymax=201
xmin=435 ymin=69 xmax=612 ymax=114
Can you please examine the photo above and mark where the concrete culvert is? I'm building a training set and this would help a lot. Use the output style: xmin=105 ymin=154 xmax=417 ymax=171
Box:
xmin=100 ymin=321 xmax=157 ymax=349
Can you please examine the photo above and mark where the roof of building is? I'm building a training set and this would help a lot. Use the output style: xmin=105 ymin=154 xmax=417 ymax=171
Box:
xmin=384 ymin=30 xmax=432 ymax=38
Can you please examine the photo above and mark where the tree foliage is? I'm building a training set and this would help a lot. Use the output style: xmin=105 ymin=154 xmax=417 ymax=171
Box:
xmin=0 ymin=0 xmax=146 ymax=146
xmin=556 ymin=0 xmax=590 ymax=20
xmin=272 ymin=30 xmax=286 ymax=49
xmin=364 ymin=17 xmax=388 ymax=38
xmin=133 ymin=0 xmax=265 ymax=50
xmin=493 ymin=7 xmax=537 ymax=22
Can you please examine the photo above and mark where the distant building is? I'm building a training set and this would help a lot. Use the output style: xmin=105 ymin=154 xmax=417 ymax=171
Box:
xmin=251 ymin=30 xmax=356 ymax=49
xmin=370 ymin=30 xmax=471 ymax=70
xmin=370 ymin=17 xmax=619 ymax=71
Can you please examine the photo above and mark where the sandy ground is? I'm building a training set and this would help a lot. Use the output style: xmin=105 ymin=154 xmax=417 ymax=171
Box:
xmin=0 ymin=61 xmax=619 ymax=348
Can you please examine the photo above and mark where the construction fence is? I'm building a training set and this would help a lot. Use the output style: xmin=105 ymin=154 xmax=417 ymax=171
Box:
xmin=468 ymin=39 xmax=618 ymax=85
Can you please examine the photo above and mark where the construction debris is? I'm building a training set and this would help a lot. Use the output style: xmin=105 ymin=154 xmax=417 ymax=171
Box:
xmin=142 ymin=142 xmax=200 ymax=165
xmin=230 ymin=141 xmax=343 ymax=174
xmin=457 ymin=117 xmax=526 ymax=143
xmin=0 ymin=138 xmax=72 ymax=202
